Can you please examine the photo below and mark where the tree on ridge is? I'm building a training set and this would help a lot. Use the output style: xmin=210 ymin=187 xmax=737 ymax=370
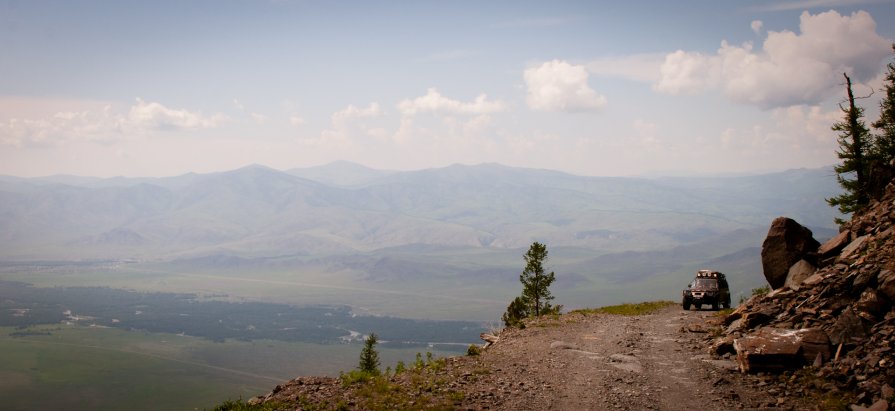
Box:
xmin=871 ymin=44 xmax=895 ymax=164
xmin=503 ymin=241 xmax=559 ymax=327
xmin=828 ymin=72 xmax=872 ymax=218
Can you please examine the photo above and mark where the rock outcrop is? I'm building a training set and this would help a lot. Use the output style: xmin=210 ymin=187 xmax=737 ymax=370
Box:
xmin=761 ymin=217 xmax=821 ymax=289
xmin=721 ymin=178 xmax=895 ymax=409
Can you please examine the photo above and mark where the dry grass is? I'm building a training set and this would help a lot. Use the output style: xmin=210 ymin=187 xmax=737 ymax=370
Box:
xmin=570 ymin=301 xmax=676 ymax=316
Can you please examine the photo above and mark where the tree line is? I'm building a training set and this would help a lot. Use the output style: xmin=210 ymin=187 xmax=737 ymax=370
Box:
xmin=829 ymin=45 xmax=895 ymax=220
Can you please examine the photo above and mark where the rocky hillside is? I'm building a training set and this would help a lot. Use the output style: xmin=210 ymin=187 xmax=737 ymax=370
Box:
xmin=715 ymin=173 xmax=895 ymax=410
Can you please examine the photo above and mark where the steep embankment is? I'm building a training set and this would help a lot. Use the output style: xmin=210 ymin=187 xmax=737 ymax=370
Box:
xmin=715 ymin=175 xmax=895 ymax=409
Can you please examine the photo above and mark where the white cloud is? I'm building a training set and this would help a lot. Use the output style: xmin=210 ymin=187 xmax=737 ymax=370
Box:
xmin=771 ymin=105 xmax=841 ymax=145
xmin=392 ymin=89 xmax=506 ymax=145
xmin=718 ymin=105 xmax=839 ymax=155
xmin=397 ymin=88 xmax=504 ymax=116
xmin=655 ymin=10 xmax=891 ymax=108
xmin=751 ymin=20 xmax=763 ymax=34
xmin=128 ymin=98 xmax=223 ymax=130
xmin=654 ymin=50 xmax=719 ymax=95
xmin=332 ymin=103 xmax=384 ymax=124
xmin=310 ymin=102 xmax=385 ymax=147
xmin=0 ymin=99 xmax=223 ymax=147
xmin=289 ymin=114 xmax=305 ymax=126
xmin=524 ymin=60 xmax=607 ymax=112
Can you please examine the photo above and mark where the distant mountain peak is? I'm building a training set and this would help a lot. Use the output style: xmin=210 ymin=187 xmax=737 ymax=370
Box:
xmin=230 ymin=163 xmax=282 ymax=173
xmin=287 ymin=161 xmax=395 ymax=187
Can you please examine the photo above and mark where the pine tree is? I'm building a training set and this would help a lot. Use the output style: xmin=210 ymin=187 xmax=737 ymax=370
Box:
xmin=828 ymin=73 xmax=872 ymax=217
xmin=871 ymin=44 xmax=895 ymax=163
xmin=519 ymin=241 xmax=556 ymax=317
xmin=502 ymin=242 xmax=560 ymax=327
xmin=358 ymin=333 xmax=380 ymax=375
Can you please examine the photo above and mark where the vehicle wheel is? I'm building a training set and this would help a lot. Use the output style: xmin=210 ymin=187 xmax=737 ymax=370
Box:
xmin=722 ymin=300 xmax=730 ymax=309
xmin=712 ymin=302 xmax=719 ymax=311
xmin=695 ymin=304 xmax=701 ymax=310
xmin=683 ymin=301 xmax=691 ymax=310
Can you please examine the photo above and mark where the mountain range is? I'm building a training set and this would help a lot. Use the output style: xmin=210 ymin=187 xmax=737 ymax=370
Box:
xmin=0 ymin=162 xmax=843 ymax=319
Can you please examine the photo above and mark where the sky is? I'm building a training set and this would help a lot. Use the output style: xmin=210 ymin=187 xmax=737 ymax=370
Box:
xmin=2 ymin=0 xmax=895 ymax=178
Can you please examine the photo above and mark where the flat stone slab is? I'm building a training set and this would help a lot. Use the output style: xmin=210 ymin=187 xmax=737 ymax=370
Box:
xmin=734 ymin=327 xmax=830 ymax=373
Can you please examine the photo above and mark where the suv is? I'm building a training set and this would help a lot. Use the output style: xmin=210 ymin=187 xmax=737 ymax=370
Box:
xmin=682 ymin=270 xmax=731 ymax=310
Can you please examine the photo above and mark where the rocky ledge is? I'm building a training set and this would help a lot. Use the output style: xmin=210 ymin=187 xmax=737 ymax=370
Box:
xmin=713 ymin=177 xmax=895 ymax=410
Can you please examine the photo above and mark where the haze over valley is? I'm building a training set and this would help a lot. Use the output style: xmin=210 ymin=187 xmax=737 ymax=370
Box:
xmin=0 ymin=162 xmax=843 ymax=409
xmin=1 ymin=162 xmax=841 ymax=320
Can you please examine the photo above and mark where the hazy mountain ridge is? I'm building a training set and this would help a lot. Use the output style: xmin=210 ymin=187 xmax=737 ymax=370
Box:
xmin=0 ymin=162 xmax=847 ymax=319
xmin=0 ymin=162 xmax=840 ymax=262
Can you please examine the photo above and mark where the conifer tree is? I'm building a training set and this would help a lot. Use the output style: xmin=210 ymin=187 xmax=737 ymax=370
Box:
xmin=358 ymin=333 xmax=380 ymax=375
xmin=502 ymin=242 xmax=561 ymax=327
xmin=519 ymin=241 xmax=556 ymax=317
xmin=828 ymin=73 xmax=872 ymax=217
xmin=871 ymin=44 xmax=895 ymax=163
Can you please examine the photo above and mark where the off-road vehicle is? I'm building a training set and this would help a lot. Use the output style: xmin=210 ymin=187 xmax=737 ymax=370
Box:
xmin=682 ymin=269 xmax=731 ymax=310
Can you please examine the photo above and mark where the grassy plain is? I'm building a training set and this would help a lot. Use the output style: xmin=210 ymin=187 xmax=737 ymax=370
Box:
xmin=2 ymin=242 xmax=768 ymax=323
xmin=0 ymin=325 xmax=456 ymax=411
xmin=2 ymin=264 xmax=512 ymax=321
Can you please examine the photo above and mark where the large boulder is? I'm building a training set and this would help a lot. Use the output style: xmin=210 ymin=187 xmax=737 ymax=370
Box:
xmin=761 ymin=217 xmax=820 ymax=289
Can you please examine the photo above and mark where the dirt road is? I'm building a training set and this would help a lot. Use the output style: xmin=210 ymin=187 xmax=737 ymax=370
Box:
xmin=452 ymin=306 xmax=781 ymax=410
xmin=252 ymin=305 xmax=792 ymax=410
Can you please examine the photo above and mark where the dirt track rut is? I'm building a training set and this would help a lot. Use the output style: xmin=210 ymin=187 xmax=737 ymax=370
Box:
xmin=455 ymin=306 xmax=779 ymax=410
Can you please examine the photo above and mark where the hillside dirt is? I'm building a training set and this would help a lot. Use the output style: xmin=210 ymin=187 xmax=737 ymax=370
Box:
xmin=251 ymin=305 xmax=803 ymax=410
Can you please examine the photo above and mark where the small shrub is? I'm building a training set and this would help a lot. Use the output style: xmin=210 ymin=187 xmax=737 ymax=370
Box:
xmin=467 ymin=344 xmax=482 ymax=356
xmin=413 ymin=352 xmax=425 ymax=370
xmin=209 ymin=398 xmax=283 ymax=411
xmin=426 ymin=353 xmax=446 ymax=373
xmin=751 ymin=285 xmax=771 ymax=297
xmin=340 ymin=369 xmax=375 ymax=386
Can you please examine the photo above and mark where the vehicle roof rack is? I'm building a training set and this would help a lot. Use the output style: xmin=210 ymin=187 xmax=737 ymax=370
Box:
xmin=696 ymin=269 xmax=724 ymax=278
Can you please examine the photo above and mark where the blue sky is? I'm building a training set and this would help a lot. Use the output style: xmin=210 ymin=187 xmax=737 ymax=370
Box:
xmin=2 ymin=0 xmax=894 ymax=177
